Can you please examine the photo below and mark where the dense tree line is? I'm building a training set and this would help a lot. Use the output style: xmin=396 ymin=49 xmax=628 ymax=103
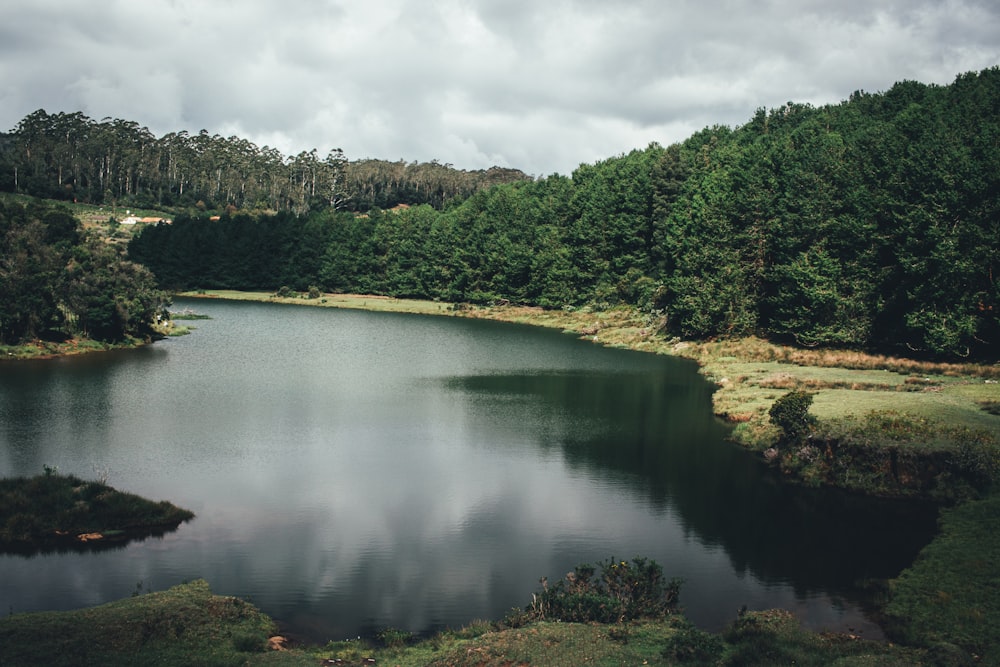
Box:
xmin=128 ymin=68 xmax=999 ymax=359
xmin=0 ymin=112 xmax=529 ymax=213
xmin=0 ymin=199 xmax=166 ymax=344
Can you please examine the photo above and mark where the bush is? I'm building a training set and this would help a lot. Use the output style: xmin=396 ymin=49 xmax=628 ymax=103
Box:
xmin=527 ymin=557 xmax=681 ymax=623
xmin=769 ymin=390 xmax=817 ymax=445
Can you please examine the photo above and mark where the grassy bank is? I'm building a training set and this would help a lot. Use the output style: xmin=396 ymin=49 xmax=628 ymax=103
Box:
xmin=883 ymin=493 xmax=1000 ymax=665
xmin=0 ymin=580 xmax=276 ymax=667
xmin=0 ymin=470 xmax=194 ymax=554
xmin=0 ymin=579 xmax=937 ymax=667
xmin=431 ymin=301 xmax=1000 ymax=500
xmin=0 ymin=336 xmax=151 ymax=360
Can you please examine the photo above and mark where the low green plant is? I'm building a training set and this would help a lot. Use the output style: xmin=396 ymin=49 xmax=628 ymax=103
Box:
xmin=501 ymin=606 xmax=533 ymax=629
xmin=527 ymin=557 xmax=681 ymax=624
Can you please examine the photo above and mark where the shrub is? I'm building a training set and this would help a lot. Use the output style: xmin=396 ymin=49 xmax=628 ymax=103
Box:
xmin=527 ymin=557 xmax=681 ymax=623
xmin=769 ymin=390 xmax=817 ymax=445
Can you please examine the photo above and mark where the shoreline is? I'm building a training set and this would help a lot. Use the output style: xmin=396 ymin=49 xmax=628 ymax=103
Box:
xmin=178 ymin=289 xmax=1000 ymax=499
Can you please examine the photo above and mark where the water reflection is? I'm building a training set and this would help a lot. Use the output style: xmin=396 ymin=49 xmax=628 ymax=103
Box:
xmin=448 ymin=370 xmax=938 ymax=613
xmin=1 ymin=524 xmax=187 ymax=558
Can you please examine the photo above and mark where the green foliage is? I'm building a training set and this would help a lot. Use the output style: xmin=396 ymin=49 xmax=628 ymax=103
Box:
xmin=527 ymin=557 xmax=681 ymax=624
xmin=4 ymin=110 xmax=530 ymax=213
xmin=0 ymin=470 xmax=194 ymax=551
xmin=117 ymin=67 xmax=1000 ymax=360
xmin=768 ymin=390 xmax=817 ymax=444
xmin=0 ymin=199 xmax=167 ymax=345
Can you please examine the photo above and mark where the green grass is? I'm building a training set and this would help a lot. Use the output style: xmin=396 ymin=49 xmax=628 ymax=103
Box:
xmin=884 ymin=493 xmax=1000 ymax=665
xmin=0 ymin=580 xmax=277 ymax=667
xmin=0 ymin=593 xmax=939 ymax=666
xmin=0 ymin=470 xmax=194 ymax=553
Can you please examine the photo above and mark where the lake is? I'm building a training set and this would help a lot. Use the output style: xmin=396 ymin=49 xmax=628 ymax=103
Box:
xmin=0 ymin=298 xmax=937 ymax=642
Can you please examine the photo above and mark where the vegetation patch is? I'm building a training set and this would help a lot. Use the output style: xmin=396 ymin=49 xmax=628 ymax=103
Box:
xmin=0 ymin=579 xmax=277 ymax=667
xmin=0 ymin=469 xmax=194 ymax=554
xmin=801 ymin=410 xmax=1000 ymax=501
xmin=522 ymin=557 xmax=682 ymax=624
xmin=0 ymin=559 xmax=953 ymax=666
xmin=884 ymin=493 xmax=1000 ymax=665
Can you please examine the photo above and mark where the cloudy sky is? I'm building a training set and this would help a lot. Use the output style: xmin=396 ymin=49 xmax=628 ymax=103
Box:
xmin=2 ymin=0 xmax=998 ymax=176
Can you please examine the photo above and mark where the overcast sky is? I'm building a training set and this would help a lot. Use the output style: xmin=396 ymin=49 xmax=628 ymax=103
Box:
xmin=2 ymin=0 xmax=998 ymax=176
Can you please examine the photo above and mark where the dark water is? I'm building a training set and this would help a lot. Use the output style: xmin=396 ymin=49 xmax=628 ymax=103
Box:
xmin=0 ymin=299 xmax=936 ymax=642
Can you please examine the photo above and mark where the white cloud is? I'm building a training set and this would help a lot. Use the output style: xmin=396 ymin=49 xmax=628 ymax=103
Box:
xmin=1 ymin=0 xmax=997 ymax=175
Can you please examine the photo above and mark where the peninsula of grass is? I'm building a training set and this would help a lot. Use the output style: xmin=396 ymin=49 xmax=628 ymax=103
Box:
xmin=0 ymin=336 xmax=148 ymax=361
xmin=0 ymin=469 xmax=194 ymax=554
xmin=0 ymin=580 xmax=277 ymax=667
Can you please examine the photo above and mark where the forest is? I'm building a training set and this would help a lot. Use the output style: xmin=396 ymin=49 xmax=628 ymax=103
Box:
xmin=0 ymin=113 xmax=529 ymax=213
xmin=3 ymin=68 xmax=999 ymax=360
xmin=0 ymin=199 xmax=166 ymax=344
